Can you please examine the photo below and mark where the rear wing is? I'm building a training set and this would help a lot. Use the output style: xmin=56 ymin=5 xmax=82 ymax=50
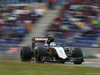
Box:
xmin=32 ymin=37 xmax=54 ymax=48
xmin=34 ymin=38 xmax=48 ymax=42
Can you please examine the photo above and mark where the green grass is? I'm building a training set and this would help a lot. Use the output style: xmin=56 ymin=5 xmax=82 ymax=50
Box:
xmin=0 ymin=60 xmax=100 ymax=75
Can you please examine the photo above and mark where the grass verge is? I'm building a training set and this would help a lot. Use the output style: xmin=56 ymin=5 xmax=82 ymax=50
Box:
xmin=0 ymin=60 xmax=100 ymax=75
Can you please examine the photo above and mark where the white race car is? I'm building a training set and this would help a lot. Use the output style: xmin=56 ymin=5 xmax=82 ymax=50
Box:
xmin=21 ymin=37 xmax=84 ymax=64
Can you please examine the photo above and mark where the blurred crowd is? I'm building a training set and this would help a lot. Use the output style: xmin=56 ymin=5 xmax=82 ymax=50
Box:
xmin=0 ymin=4 xmax=46 ymax=51
xmin=46 ymin=3 xmax=100 ymax=47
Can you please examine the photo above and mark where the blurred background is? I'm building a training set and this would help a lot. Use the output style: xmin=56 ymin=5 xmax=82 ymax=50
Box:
xmin=0 ymin=0 xmax=100 ymax=60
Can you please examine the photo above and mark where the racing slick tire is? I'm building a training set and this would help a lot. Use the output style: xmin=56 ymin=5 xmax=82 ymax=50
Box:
xmin=21 ymin=46 xmax=32 ymax=62
xmin=59 ymin=60 xmax=66 ymax=64
xmin=36 ymin=47 xmax=46 ymax=63
xmin=73 ymin=48 xmax=83 ymax=64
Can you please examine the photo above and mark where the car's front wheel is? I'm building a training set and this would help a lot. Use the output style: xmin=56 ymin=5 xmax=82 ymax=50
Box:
xmin=36 ymin=47 xmax=45 ymax=63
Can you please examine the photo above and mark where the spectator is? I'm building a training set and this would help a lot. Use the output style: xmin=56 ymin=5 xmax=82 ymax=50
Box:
xmin=48 ymin=0 xmax=56 ymax=9
xmin=0 ymin=27 xmax=2 ymax=36
xmin=34 ymin=8 xmax=44 ymax=17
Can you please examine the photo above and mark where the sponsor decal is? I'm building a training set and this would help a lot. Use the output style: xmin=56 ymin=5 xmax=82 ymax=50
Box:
xmin=35 ymin=38 xmax=48 ymax=41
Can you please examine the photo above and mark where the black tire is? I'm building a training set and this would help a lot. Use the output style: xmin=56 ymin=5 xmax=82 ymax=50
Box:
xmin=73 ymin=48 xmax=83 ymax=64
xmin=21 ymin=46 xmax=32 ymax=62
xmin=36 ymin=47 xmax=45 ymax=63
xmin=59 ymin=60 xmax=66 ymax=64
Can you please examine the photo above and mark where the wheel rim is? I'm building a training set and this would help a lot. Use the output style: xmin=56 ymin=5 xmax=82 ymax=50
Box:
xmin=40 ymin=56 xmax=44 ymax=62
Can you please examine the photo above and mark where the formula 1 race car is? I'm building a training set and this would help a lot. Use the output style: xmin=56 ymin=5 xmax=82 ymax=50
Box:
xmin=20 ymin=37 xmax=84 ymax=64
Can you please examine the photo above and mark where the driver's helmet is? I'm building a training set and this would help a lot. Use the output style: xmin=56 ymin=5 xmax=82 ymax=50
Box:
xmin=50 ymin=42 xmax=56 ymax=47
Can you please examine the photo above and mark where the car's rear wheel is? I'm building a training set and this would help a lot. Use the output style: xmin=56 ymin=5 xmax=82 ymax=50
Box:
xmin=21 ymin=46 xmax=32 ymax=62
xmin=36 ymin=47 xmax=45 ymax=63
xmin=72 ymin=48 xmax=83 ymax=64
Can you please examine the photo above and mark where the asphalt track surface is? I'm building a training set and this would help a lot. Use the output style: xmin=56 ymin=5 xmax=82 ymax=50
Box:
xmin=63 ymin=59 xmax=100 ymax=68
xmin=24 ymin=58 xmax=100 ymax=68
xmin=63 ymin=62 xmax=100 ymax=68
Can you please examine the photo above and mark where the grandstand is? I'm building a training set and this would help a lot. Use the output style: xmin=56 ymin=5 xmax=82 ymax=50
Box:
xmin=0 ymin=3 xmax=47 ymax=60
xmin=46 ymin=3 xmax=100 ymax=48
